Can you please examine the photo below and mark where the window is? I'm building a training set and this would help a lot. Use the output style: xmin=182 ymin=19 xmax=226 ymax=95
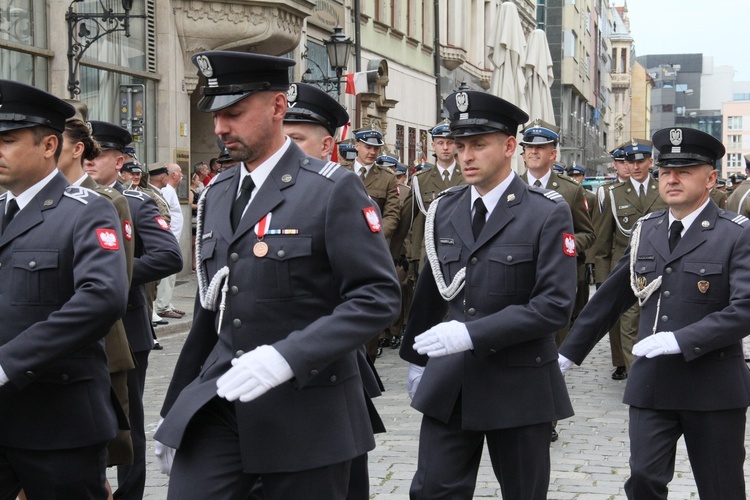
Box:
xmin=536 ymin=0 xmax=546 ymax=30
xmin=727 ymin=153 xmax=742 ymax=168
xmin=727 ymin=135 xmax=742 ymax=149
xmin=727 ymin=116 xmax=742 ymax=130
xmin=408 ymin=127 xmax=417 ymax=168
xmin=0 ymin=0 xmax=49 ymax=87
xmin=565 ymin=30 xmax=577 ymax=58
xmin=396 ymin=125 xmax=405 ymax=164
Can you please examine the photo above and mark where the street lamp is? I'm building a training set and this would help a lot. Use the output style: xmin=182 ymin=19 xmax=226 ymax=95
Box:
xmin=324 ymin=26 xmax=353 ymax=99
xmin=66 ymin=0 xmax=146 ymax=98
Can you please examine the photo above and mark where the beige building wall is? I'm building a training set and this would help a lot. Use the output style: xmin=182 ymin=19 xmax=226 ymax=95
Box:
xmin=630 ymin=62 xmax=652 ymax=140
xmin=722 ymin=100 xmax=750 ymax=178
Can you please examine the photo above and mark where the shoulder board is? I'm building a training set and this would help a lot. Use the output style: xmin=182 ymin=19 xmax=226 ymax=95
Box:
xmin=436 ymin=185 xmax=466 ymax=199
xmin=313 ymin=160 xmax=345 ymax=180
xmin=123 ymin=189 xmax=147 ymax=201
xmin=543 ymin=190 xmax=564 ymax=202
xmin=415 ymin=168 xmax=432 ymax=177
xmin=93 ymin=186 xmax=120 ymax=199
xmin=557 ymin=175 xmax=578 ymax=186
xmin=637 ymin=210 xmax=665 ymax=224
xmin=64 ymin=185 xmax=99 ymax=204
xmin=719 ymin=210 xmax=750 ymax=226
xmin=375 ymin=165 xmax=396 ymax=175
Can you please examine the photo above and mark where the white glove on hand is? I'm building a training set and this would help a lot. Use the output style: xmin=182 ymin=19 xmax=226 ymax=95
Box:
xmin=632 ymin=331 xmax=680 ymax=358
xmin=406 ymin=364 xmax=425 ymax=400
xmin=153 ymin=418 xmax=175 ymax=476
xmin=0 ymin=365 xmax=8 ymax=387
xmin=413 ymin=321 xmax=473 ymax=358
xmin=558 ymin=354 xmax=575 ymax=377
xmin=216 ymin=345 xmax=294 ymax=402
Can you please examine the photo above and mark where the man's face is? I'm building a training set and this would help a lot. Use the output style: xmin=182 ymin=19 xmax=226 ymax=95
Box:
xmin=521 ymin=143 xmax=556 ymax=173
xmin=284 ymin=123 xmax=330 ymax=161
xmin=455 ymin=132 xmax=514 ymax=196
xmin=120 ymin=171 xmax=134 ymax=182
xmin=167 ymin=164 xmax=183 ymax=188
xmin=85 ymin=148 xmax=122 ymax=185
xmin=625 ymin=157 xmax=652 ymax=183
xmin=613 ymin=160 xmax=630 ymax=180
xmin=0 ymin=128 xmax=57 ymax=195
xmin=355 ymin=142 xmax=381 ymax=165
xmin=659 ymin=164 xmax=716 ymax=217
xmin=213 ymin=91 xmax=281 ymax=168
xmin=432 ymin=137 xmax=456 ymax=165
xmin=150 ymin=171 xmax=168 ymax=188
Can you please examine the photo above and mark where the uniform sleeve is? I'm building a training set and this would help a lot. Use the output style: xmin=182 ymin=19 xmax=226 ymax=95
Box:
xmin=0 ymin=198 xmax=129 ymax=390
xmin=399 ymin=261 xmax=448 ymax=366
xmin=131 ymin=196 xmax=183 ymax=287
xmin=594 ymin=187 xmax=615 ymax=283
xmin=380 ymin=174 xmax=401 ymax=240
xmin=467 ymin=201 xmax=578 ymax=353
xmin=572 ymin=184 xmax=596 ymax=253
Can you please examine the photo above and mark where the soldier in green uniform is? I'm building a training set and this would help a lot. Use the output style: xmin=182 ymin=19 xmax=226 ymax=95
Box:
xmin=346 ymin=130 xmax=400 ymax=242
xmin=726 ymin=153 xmax=750 ymax=216
xmin=595 ymin=139 xmax=667 ymax=377
xmin=405 ymin=121 xmax=465 ymax=274
xmin=519 ymin=120 xmax=596 ymax=345
xmin=567 ymin=162 xmax=597 ymax=319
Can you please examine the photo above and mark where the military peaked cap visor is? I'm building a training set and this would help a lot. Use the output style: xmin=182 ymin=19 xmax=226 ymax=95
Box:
xmin=0 ymin=80 xmax=74 ymax=133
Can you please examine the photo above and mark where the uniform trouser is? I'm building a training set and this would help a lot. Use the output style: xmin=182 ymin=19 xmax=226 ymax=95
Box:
xmin=154 ymin=273 xmax=176 ymax=313
xmin=114 ymin=349 xmax=149 ymax=500
xmin=619 ymin=302 xmax=640 ymax=370
xmin=168 ymin=397 xmax=351 ymax=500
xmin=609 ymin=317 xmax=626 ymax=367
xmin=626 ymin=406 xmax=746 ymax=499
xmin=388 ymin=265 xmax=414 ymax=339
xmin=0 ymin=441 xmax=108 ymax=500
xmin=410 ymin=403 xmax=551 ymax=500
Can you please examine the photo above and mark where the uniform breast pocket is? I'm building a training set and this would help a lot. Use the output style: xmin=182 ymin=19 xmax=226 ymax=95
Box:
xmin=682 ymin=261 xmax=723 ymax=304
xmin=634 ymin=259 xmax=657 ymax=278
xmin=11 ymin=250 xmax=59 ymax=305
xmin=488 ymin=245 xmax=534 ymax=295
xmin=256 ymin=236 xmax=313 ymax=301
xmin=437 ymin=244 xmax=462 ymax=282
xmin=199 ymin=238 xmax=218 ymax=278
xmin=616 ymin=205 xmax=637 ymax=225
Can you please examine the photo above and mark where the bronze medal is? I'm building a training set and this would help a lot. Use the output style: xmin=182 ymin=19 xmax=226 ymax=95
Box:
xmin=253 ymin=241 xmax=268 ymax=257
xmin=697 ymin=281 xmax=709 ymax=294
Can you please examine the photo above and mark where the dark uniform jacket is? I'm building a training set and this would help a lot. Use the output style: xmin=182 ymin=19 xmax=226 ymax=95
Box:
xmin=521 ymin=171 xmax=595 ymax=253
xmin=561 ymin=202 xmax=750 ymax=410
xmin=400 ymin=175 xmax=577 ymax=430
xmin=0 ymin=172 xmax=128 ymax=449
xmin=113 ymin=184 xmax=182 ymax=353
xmin=594 ymin=176 xmax=667 ymax=283
xmin=157 ymin=143 xmax=400 ymax=472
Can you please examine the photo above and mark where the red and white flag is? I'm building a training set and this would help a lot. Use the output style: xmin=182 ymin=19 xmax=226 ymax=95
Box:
xmin=344 ymin=72 xmax=369 ymax=95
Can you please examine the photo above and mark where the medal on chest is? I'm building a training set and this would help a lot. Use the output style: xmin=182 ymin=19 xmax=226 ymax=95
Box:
xmin=254 ymin=213 xmax=271 ymax=257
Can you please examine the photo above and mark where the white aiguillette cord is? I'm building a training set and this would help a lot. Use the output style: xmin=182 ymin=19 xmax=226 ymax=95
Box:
xmin=424 ymin=195 xmax=466 ymax=301
xmin=629 ymin=219 xmax=663 ymax=335
xmin=195 ymin=183 xmax=229 ymax=334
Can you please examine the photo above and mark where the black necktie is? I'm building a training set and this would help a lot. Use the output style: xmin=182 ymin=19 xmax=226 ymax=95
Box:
xmin=3 ymin=198 xmax=19 ymax=234
xmin=669 ymin=220 xmax=683 ymax=252
xmin=231 ymin=175 xmax=255 ymax=232
xmin=472 ymin=198 xmax=487 ymax=240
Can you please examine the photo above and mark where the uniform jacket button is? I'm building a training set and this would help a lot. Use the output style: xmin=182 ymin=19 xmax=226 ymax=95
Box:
xmin=230 ymin=253 xmax=239 ymax=262
xmin=467 ymin=308 xmax=476 ymax=316
xmin=29 ymin=261 xmax=36 ymax=268
xmin=61 ymin=374 xmax=69 ymax=382
xmin=309 ymin=369 xmax=319 ymax=377
xmin=329 ymin=375 xmax=337 ymax=383
xmin=235 ymin=350 xmax=245 ymax=358
xmin=693 ymin=347 xmax=701 ymax=354
xmin=277 ymin=250 xmax=286 ymax=258
xmin=489 ymin=348 xmax=497 ymax=354
xmin=663 ymin=291 xmax=670 ymax=298
xmin=230 ymin=286 xmax=239 ymax=295
xmin=665 ymin=267 xmax=672 ymax=274
xmin=25 ymin=371 xmax=35 ymax=378
xmin=506 ymin=255 xmax=513 ymax=262
xmin=535 ymin=357 xmax=542 ymax=364
xmin=233 ymin=319 xmax=242 ymax=328
xmin=661 ymin=315 xmax=668 ymax=322
xmin=470 ymin=257 xmax=478 ymax=265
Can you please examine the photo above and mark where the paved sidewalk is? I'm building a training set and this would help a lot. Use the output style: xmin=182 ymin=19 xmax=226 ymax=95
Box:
xmin=110 ymin=275 xmax=750 ymax=498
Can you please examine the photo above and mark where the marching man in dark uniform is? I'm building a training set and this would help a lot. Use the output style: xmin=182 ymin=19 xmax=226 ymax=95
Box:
xmin=559 ymin=127 xmax=750 ymax=499
xmin=87 ymin=120 xmax=183 ymax=500
xmin=400 ymin=89 xmax=577 ymax=499
xmin=154 ymin=51 xmax=400 ymax=499
xmin=0 ymin=80 xmax=129 ymax=499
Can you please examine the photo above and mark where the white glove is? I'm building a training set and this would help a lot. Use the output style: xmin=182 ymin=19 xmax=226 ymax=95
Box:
xmin=632 ymin=331 xmax=680 ymax=358
xmin=153 ymin=418 xmax=175 ymax=476
xmin=0 ymin=365 xmax=8 ymax=387
xmin=406 ymin=364 xmax=425 ymax=400
xmin=413 ymin=321 xmax=473 ymax=358
xmin=216 ymin=345 xmax=294 ymax=402
xmin=558 ymin=354 xmax=575 ymax=377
